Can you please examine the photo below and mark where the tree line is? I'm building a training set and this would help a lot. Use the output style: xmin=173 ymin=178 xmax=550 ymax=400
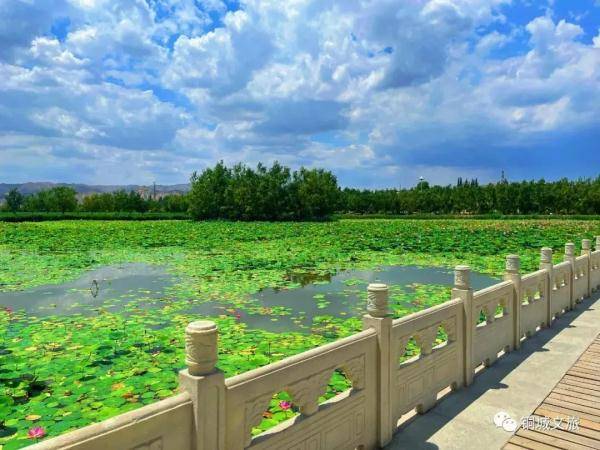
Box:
xmin=2 ymin=186 xmax=189 ymax=214
xmin=341 ymin=177 xmax=600 ymax=215
xmin=188 ymin=162 xmax=339 ymax=220
xmin=4 ymin=164 xmax=600 ymax=219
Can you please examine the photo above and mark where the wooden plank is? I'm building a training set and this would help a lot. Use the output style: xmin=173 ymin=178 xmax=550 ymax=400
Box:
xmin=561 ymin=377 xmax=600 ymax=392
xmin=554 ymin=387 xmax=600 ymax=403
xmin=525 ymin=423 xmax=600 ymax=449
xmin=579 ymin=357 xmax=600 ymax=366
xmin=507 ymin=435 xmax=564 ymax=450
xmin=567 ymin=370 xmax=600 ymax=383
xmin=564 ymin=374 xmax=600 ymax=388
xmin=576 ymin=357 xmax=600 ymax=363
xmin=571 ymin=366 xmax=600 ymax=377
xmin=574 ymin=364 xmax=600 ymax=373
xmin=535 ymin=407 xmax=600 ymax=432
xmin=516 ymin=429 xmax=592 ymax=450
xmin=540 ymin=402 xmax=600 ymax=423
xmin=543 ymin=398 xmax=600 ymax=419
xmin=530 ymin=414 xmax=600 ymax=440
xmin=548 ymin=393 xmax=600 ymax=411
xmin=574 ymin=361 xmax=600 ymax=370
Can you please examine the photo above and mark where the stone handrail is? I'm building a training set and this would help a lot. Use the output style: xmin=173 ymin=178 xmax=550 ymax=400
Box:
xmin=551 ymin=259 xmax=572 ymax=316
xmin=224 ymin=328 xmax=378 ymax=449
xmin=28 ymin=393 xmax=193 ymax=450
xmin=391 ymin=298 xmax=464 ymax=425
xmin=471 ymin=280 xmax=514 ymax=370
xmin=519 ymin=269 xmax=548 ymax=338
xmin=31 ymin=237 xmax=600 ymax=450
xmin=591 ymin=246 xmax=600 ymax=292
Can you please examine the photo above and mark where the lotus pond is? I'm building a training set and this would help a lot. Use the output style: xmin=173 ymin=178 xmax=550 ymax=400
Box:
xmin=1 ymin=219 xmax=598 ymax=448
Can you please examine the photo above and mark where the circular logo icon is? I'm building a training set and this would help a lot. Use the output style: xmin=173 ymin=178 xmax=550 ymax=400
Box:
xmin=502 ymin=418 xmax=518 ymax=432
xmin=494 ymin=411 xmax=511 ymax=427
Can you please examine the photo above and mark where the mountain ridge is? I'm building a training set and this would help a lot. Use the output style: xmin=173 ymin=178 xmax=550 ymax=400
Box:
xmin=0 ymin=182 xmax=190 ymax=196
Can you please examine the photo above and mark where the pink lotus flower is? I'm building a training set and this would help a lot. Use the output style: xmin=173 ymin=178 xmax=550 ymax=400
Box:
xmin=234 ymin=312 xmax=241 ymax=320
xmin=28 ymin=426 xmax=46 ymax=439
xmin=4 ymin=306 xmax=12 ymax=315
xmin=279 ymin=400 xmax=291 ymax=411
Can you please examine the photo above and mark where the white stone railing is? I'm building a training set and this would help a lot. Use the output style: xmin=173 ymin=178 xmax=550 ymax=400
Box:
xmin=224 ymin=328 xmax=378 ymax=450
xmin=391 ymin=298 xmax=464 ymax=426
xmin=550 ymin=260 xmax=572 ymax=317
xmin=519 ymin=269 xmax=548 ymax=338
xmin=30 ymin=237 xmax=600 ymax=450
xmin=591 ymin=242 xmax=600 ymax=293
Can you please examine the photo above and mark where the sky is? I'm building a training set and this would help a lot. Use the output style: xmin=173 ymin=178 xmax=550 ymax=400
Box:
xmin=0 ymin=0 xmax=599 ymax=188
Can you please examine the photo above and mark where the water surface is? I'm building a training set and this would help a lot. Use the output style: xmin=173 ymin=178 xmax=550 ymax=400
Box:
xmin=0 ymin=264 xmax=499 ymax=333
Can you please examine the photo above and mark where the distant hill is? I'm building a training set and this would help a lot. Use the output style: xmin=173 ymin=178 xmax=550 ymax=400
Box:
xmin=0 ymin=182 xmax=190 ymax=197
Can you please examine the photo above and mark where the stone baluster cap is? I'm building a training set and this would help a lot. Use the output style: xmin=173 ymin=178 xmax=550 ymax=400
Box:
xmin=565 ymin=243 xmax=575 ymax=258
xmin=185 ymin=320 xmax=218 ymax=376
xmin=582 ymin=239 xmax=592 ymax=251
xmin=367 ymin=283 xmax=389 ymax=318
xmin=454 ymin=265 xmax=471 ymax=290
xmin=506 ymin=254 xmax=520 ymax=273
xmin=541 ymin=247 xmax=553 ymax=264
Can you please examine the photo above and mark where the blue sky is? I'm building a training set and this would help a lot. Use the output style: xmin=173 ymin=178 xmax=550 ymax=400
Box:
xmin=0 ymin=0 xmax=599 ymax=188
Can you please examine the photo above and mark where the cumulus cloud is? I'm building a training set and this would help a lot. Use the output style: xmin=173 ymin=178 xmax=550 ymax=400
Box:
xmin=0 ymin=0 xmax=599 ymax=186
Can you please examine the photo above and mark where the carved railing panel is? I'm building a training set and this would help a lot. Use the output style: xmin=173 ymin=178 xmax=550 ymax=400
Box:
xmin=520 ymin=270 xmax=548 ymax=338
xmin=552 ymin=261 xmax=572 ymax=316
xmin=224 ymin=329 xmax=378 ymax=450
xmin=472 ymin=281 xmax=513 ymax=369
xmin=573 ymin=255 xmax=588 ymax=301
xmin=391 ymin=299 xmax=463 ymax=423
xmin=591 ymin=250 xmax=600 ymax=292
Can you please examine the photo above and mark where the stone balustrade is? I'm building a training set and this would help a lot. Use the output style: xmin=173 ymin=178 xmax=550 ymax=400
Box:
xmin=30 ymin=237 xmax=600 ymax=450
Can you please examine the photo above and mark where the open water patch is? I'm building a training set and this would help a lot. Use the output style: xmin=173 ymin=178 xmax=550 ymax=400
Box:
xmin=0 ymin=263 xmax=175 ymax=316
xmin=0 ymin=264 xmax=500 ymax=333
xmin=182 ymin=265 xmax=500 ymax=333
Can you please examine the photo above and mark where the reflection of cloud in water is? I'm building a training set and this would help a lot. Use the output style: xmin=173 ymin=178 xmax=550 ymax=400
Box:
xmin=0 ymin=264 xmax=499 ymax=334
xmin=184 ymin=265 xmax=499 ymax=333
xmin=0 ymin=263 xmax=174 ymax=316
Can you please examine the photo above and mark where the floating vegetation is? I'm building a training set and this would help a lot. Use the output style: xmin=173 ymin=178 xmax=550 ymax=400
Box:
xmin=0 ymin=219 xmax=598 ymax=448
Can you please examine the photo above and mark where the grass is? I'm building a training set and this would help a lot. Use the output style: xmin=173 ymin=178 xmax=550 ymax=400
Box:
xmin=1 ymin=219 xmax=599 ymax=448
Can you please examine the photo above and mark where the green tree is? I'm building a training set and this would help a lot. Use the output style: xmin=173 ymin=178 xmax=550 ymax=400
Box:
xmin=189 ymin=162 xmax=232 ymax=219
xmin=292 ymin=168 xmax=339 ymax=220
xmin=4 ymin=188 xmax=23 ymax=213
xmin=49 ymin=186 xmax=78 ymax=213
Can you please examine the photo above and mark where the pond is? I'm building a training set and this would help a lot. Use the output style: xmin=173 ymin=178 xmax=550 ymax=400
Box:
xmin=0 ymin=263 xmax=499 ymax=333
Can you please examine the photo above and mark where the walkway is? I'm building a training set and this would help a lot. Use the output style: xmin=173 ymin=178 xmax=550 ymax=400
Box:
xmin=503 ymin=333 xmax=600 ymax=449
xmin=385 ymin=292 xmax=600 ymax=450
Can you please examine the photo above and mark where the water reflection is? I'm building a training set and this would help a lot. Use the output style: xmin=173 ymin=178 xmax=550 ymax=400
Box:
xmin=0 ymin=264 xmax=500 ymax=334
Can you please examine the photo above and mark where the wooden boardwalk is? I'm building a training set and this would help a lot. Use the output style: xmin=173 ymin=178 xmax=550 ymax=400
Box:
xmin=503 ymin=334 xmax=600 ymax=450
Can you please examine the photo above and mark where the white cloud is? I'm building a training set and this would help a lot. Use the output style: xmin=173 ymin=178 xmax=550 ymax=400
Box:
xmin=0 ymin=0 xmax=599 ymax=185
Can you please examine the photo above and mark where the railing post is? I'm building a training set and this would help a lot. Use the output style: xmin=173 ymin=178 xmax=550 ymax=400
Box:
xmin=179 ymin=320 xmax=226 ymax=450
xmin=453 ymin=265 xmax=474 ymax=386
xmin=504 ymin=255 xmax=521 ymax=350
xmin=582 ymin=239 xmax=592 ymax=298
xmin=540 ymin=247 xmax=554 ymax=326
xmin=363 ymin=283 xmax=393 ymax=447
xmin=596 ymin=236 xmax=600 ymax=252
xmin=564 ymin=243 xmax=576 ymax=310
